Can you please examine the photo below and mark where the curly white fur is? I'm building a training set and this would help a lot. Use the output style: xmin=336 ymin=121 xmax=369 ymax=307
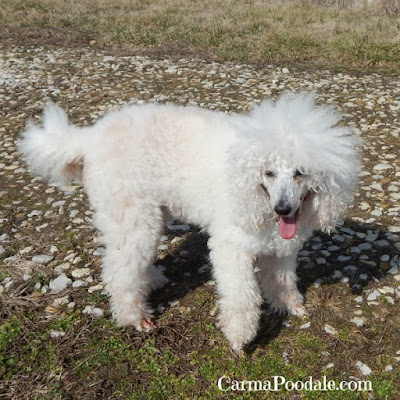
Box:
xmin=18 ymin=92 xmax=360 ymax=354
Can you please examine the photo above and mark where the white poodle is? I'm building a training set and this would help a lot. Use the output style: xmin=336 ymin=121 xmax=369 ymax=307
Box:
xmin=18 ymin=92 xmax=360 ymax=354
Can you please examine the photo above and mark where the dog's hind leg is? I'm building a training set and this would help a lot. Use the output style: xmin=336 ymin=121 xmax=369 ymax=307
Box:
xmin=257 ymin=254 xmax=308 ymax=318
xmin=95 ymin=197 xmax=165 ymax=331
xmin=208 ymin=238 xmax=263 ymax=355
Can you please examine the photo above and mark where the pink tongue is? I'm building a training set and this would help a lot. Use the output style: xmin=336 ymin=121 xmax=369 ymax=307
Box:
xmin=279 ymin=216 xmax=297 ymax=240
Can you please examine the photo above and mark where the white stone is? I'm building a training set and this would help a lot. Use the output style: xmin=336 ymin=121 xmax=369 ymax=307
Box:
xmin=332 ymin=234 xmax=345 ymax=242
xmin=327 ymin=245 xmax=340 ymax=252
xmin=355 ymin=361 xmax=372 ymax=376
xmin=88 ymin=284 xmax=104 ymax=293
xmin=53 ymin=295 xmax=70 ymax=307
xmin=388 ymin=265 xmax=399 ymax=275
xmin=167 ymin=224 xmax=190 ymax=232
xmin=324 ymin=324 xmax=337 ymax=335
xmin=49 ymin=274 xmax=72 ymax=293
xmin=82 ymin=305 xmax=104 ymax=317
xmin=340 ymin=227 xmax=355 ymax=236
xmin=358 ymin=243 xmax=372 ymax=250
xmin=379 ymin=286 xmax=395 ymax=295
xmin=32 ymin=254 xmax=54 ymax=264
xmin=350 ymin=317 xmax=365 ymax=327
xmin=373 ymin=163 xmax=392 ymax=171
xmin=71 ymin=268 xmax=91 ymax=278
xmin=93 ymin=247 xmax=105 ymax=256
xmin=72 ymin=280 xmax=85 ymax=288
xmin=300 ymin=322 xmax=311 ymax=329
xmin=367 ymin=289 xmax=380 ymax=301
xmin=370 ymin=209 xmax=382 ymax=216
xmin=50 ymin=330 xmax=66 ymax=339
xmin=374 ymin=240 xmax=389 ymax=247
xmin=28 ymin=210 xmax=41 ymax=218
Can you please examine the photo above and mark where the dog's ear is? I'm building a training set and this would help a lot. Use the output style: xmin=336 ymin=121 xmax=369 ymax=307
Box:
xmin=309 ymin=171 xmax=357 ymax=233
xmin=226 ymin=137 xmax=265 ymax=191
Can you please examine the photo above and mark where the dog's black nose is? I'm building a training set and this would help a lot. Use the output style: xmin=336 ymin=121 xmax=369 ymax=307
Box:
xmin=274 ymin=203 xmax=292 ymax=216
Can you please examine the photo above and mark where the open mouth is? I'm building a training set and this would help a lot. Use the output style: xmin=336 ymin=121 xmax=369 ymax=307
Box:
xmin=277 ymin=210 xmax=299 ymax=240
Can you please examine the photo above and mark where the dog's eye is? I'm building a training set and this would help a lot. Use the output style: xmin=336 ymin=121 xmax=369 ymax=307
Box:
xmin=265 ymin=171 xmax=275 ymax=178
xmin=294 ymin=169 xmax=303 ymax=178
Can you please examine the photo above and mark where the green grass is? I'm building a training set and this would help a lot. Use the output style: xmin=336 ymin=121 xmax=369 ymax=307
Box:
xmin=2 ymin=306 xmax=396 ymax=399
xmin=0 ymin=0 xmax=399 ymax=73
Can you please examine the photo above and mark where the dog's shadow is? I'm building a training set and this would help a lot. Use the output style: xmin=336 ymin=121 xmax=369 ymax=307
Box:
xmin=150 ymin=219 xmax=398 ymax=352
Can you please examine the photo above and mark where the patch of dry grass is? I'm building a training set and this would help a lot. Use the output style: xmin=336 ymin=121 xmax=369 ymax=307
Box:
xmin=0 ymin=0 xmax=399 ymax=71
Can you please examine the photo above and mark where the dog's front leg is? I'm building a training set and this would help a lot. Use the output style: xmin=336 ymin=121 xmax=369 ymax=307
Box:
xmin=209 ymin=238 xmax=262 ymax=355
xmin=257 ymin=254 xmax=308 ymax=317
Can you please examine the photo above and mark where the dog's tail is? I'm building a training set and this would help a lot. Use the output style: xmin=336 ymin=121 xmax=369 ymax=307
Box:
xmin=18 ymin=103 xmax=89 ymax=185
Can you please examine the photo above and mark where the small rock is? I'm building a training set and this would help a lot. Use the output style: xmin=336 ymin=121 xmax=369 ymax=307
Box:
xmin=373 ymin=163 xmax=392 ymax=171
xmin=358 ymin=243 xmax=372 ymax=251
xmin=300 ymin=321 xmax=311 ymax=329
xmin=71 ymin=268 xmax=91 ymax=278
xmin=324 ymin=324 xmax=338 ymax=335
xmin=282 ymin=351 xmax=289 ymax=364
xmin=49 ymin=274 xmax=72 ymax=293
xmin=332 ymin=234 xmax=345 ymax=242
xmin=50 ymin=330 xmax=66 ymax=339
xmin=374 ymin=240 xmax=389 ymax=247
xmin=53 ymin=295 xmax=70 ymax=307
xmin=209 ymin=305 xmax=218 ymax=317
xmin=88 ymin=284 xmax=104 ymax=293
xmin=20 ymin=246 xmax=33 ymax=255
xmin=367 ymin=289 xmax=380 ymax=301
xmin=167 ymin=224 xmax=190 ymax=232
xmin=82 ymin=305 xmax=104 ymax=317
xmin=72 ymin=280 xmax=85 ymax=288
xmin=93 ymin=247 xmax=106 ymax=256
xmin=171 ymin=237 xmax=183 ymax=244
xmin=350 ymin=317 xmax=365 ymax=327
xmin=54 ymin=262 xmax=71 ymax=273
xmin=32 ymin=254 xmax=54 ymax=264
xmin=355 ymin=361 xmax=372 ymax=376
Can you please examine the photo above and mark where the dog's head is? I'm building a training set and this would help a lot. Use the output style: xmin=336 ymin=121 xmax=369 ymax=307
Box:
xmin=228 ymin=92 xmax=361 ymax=238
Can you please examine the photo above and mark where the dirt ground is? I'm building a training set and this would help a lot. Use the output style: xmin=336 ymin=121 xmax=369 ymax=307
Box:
xmin=0 ymin=44 xmax=399 ymax=399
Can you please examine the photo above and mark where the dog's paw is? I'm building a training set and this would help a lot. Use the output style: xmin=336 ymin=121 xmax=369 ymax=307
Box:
xmin=115 ymin=311 xmax=155 ymax=332
xmin=287 ymin=303 xmax=309 ymax=318
xmin=136 ymin=315 xmax=155 ymax=332
xmin=218 ymin=310 xmax=260 ymax=356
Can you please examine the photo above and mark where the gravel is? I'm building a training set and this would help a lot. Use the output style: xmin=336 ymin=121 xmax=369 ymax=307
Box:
xmin=0 ymin=45 xmax=399 ymax=378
